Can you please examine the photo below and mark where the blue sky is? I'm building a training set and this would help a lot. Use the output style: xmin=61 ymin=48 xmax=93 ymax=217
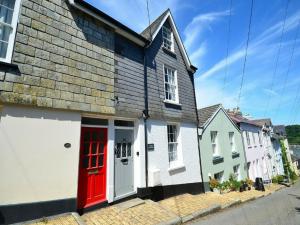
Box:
xmin=85 ymin=0 xmax=300 ymax=125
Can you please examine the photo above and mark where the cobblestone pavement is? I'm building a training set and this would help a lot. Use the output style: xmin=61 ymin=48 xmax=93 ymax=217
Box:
xmin=82 ymin=199 xmax=180 ymax=225
xmin=23 ymin=184 xmax=285 ymax=225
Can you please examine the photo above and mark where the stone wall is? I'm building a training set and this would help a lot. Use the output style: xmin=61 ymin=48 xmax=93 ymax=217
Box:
xmin=0 ymin=0 xmax=115 ymax=114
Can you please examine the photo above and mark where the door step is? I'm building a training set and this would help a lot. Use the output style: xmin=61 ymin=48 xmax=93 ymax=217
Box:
xmin=115 ymin=198 xmax=145 ymax=211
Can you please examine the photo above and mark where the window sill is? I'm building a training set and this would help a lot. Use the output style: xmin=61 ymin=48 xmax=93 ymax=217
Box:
xmin=163 ymin=100 xmax=181 ymax=106
xmin=212 ymin=156 xmax=224 ymax=165
xmin=168 ymin=163 xmax=185 ymax=172
xmin=0 ymin=60 xmax=18 ymax=69
xmin=232 ymin=152 xmax=240 ymax=159
xmin=162 ymin=46 xmax=176 ymax=58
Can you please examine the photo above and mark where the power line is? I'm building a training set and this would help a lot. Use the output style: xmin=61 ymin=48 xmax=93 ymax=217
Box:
xmin=222 ymin=0 xmax=233 ymax=96
xmin=146 ymin=0 xmax=152 ymax=40
xmin=274 ymin=18 xmax=300 ymax=120
xmin=263 ymin=0 xmax=290 ymax=117
xmin=237 ymin=0 xmax=254 ymax=108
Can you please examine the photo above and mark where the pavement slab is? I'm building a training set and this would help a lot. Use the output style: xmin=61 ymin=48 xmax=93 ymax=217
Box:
xmin=82 ymin=199 xmax=180 ymax=225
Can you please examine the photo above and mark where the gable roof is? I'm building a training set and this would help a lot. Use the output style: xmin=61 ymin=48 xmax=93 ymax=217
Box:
xmin=141 ymin=9 xmax=197 ymax=73
xmin=198 ymin=104 xmax=240 ymax=133
xmin=141 ymin=9 xmax=170 ymax=40
xmin=198 ymin=104 xmax=221 ymax=127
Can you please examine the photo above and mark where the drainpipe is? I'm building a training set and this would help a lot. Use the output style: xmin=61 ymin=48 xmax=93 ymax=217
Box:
xmin=191 ymin=74 xmax=205 ymax=192
xmin=143 ymin=47 xmax=150 ymax=188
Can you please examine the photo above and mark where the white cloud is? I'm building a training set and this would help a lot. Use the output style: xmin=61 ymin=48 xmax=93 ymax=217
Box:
xmin=190 ymin=42 xmax=207 ymax=67
xmin=263 ymin=88 xmax=279 ymax=96
xmin=183 ymin=10 xmax=229 ymax=50
xmin=198 ymin=10 xmax=300 ymax=80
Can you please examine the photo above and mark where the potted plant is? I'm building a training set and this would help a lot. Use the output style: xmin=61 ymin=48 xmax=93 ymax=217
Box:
xmin=245 ymin=178 xmax=254 ymax=190
xmin=209 ymin=178 xmax=220 ymax=193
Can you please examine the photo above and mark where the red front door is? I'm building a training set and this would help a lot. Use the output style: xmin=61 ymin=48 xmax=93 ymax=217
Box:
xmin=77 ymin=127 xmax=107 ymax=209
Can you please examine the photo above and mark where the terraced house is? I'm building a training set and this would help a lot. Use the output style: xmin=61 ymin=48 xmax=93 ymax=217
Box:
xmin=198 ymin=104 xmax=247 ymax=192
xmin=0 ymin=0 xmax=202 ymax=224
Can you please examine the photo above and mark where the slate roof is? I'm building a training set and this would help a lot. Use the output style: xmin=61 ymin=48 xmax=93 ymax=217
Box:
xmin=141 ymin=9 xmax=170 ymax=40
xmin=273 ymin=125 xmax=287 ymax=136
xmin=198 ymin=104 xmax=221 ymax=127
xmin=227 ymin=112 xmax=261 ymax=127
xmin=252 ymin=118 xmax=272 ymax=127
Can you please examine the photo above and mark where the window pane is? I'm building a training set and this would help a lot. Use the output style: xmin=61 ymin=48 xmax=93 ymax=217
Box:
xmin=91 ymin=156 xmax=97 ymax=167
xmin=0 ymin=0 xmax=16 ymax=10
xmin=83 ymin=143 xmax=90 ymax=155
xmin=98 ymin=155 xmax=104 ymax=167
xmin=0 ymin=0 xmax=15 ymax=24
xmin=122 ymin=143 xmax=126 ymax=157
xmin=83 ymin=157 xmax=89 ymax=168
xmin=0 ymin=40 xmax=7 ymax=58
xmin=99 ymin=143 xmax=104 ymax=154
xmin=91 ymin=143 xmax=97 ymax=154
xmin=127 ymin=143 xmax=131 ymax=157
xmin=0 ymin=24 xmax=10 ymax=42
xmin=115 ymin=143 xmax=121 ymax=158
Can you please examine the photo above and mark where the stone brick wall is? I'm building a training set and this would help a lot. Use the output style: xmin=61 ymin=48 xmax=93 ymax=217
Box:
xmin=0 ymin=0 xmax=115 ymax=114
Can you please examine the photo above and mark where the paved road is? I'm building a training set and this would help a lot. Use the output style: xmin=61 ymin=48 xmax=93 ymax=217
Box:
xmin=190 ymin=181 xmax=300 ymax=225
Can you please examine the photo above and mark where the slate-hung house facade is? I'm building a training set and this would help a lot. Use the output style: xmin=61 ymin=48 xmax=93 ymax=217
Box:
xmin=0 ymin=0 xmax=202 ymax=223
xmin=198 ymin=104 xmax=247 ymax=192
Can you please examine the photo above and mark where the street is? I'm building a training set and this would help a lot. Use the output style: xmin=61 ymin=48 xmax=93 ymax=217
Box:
xmin=190 ymin=181 xmax=300 ymax=225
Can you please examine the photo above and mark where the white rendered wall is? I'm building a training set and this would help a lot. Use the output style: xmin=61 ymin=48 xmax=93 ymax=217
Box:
xmin=0 ymin=105 xmax=81 ymax=205
xmin=146 ymin=119 xmax=201 ymax=186
xmin=240 ymin=123 xmax=267 ymax=181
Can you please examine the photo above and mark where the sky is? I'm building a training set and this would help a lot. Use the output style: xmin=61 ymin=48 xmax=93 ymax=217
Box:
xmin=85 ymin=0 xmax=300 ymax=126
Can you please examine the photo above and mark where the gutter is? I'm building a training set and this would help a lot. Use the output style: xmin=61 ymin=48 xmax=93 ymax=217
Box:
xmin=67 ymin=0 xmax=149 ymax=47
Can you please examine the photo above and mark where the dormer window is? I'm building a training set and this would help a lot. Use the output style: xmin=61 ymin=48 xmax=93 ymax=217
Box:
xmin=162 ymin=26 xmax=174 ymax=52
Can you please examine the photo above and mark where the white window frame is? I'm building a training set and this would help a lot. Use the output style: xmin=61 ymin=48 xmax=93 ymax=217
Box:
xmin=162 ymin=25 xmax=174 ymax=52
xmin=163 ymin=65 xmax=179 ymax=104
xmin=167 ymin=124 xmax=179 ymax=163
xmin=229 ymin=132 xmax=235 ymax=152
xmin=233 ymin=164 xmax=240 ymax=180
xmin=0 ymin=0 xmax=21 ymax=63
xmin=211 ymin=131 xmax=218 ymax=156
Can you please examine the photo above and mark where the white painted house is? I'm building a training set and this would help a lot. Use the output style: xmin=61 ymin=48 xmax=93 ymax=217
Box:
xmin=0 ymin=0 xmax=202 ymax=224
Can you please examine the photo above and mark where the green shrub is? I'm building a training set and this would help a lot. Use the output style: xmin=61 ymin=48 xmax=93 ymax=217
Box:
xmin=290 ymin=171 xmax=298 ymax=181
xmin=272 ymin=176 xmax=278 ymax=183
xmin=230 ymin=180 xmax=241 ymax=191
xmin=277 ymin=175 xmax=284 ymax=183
